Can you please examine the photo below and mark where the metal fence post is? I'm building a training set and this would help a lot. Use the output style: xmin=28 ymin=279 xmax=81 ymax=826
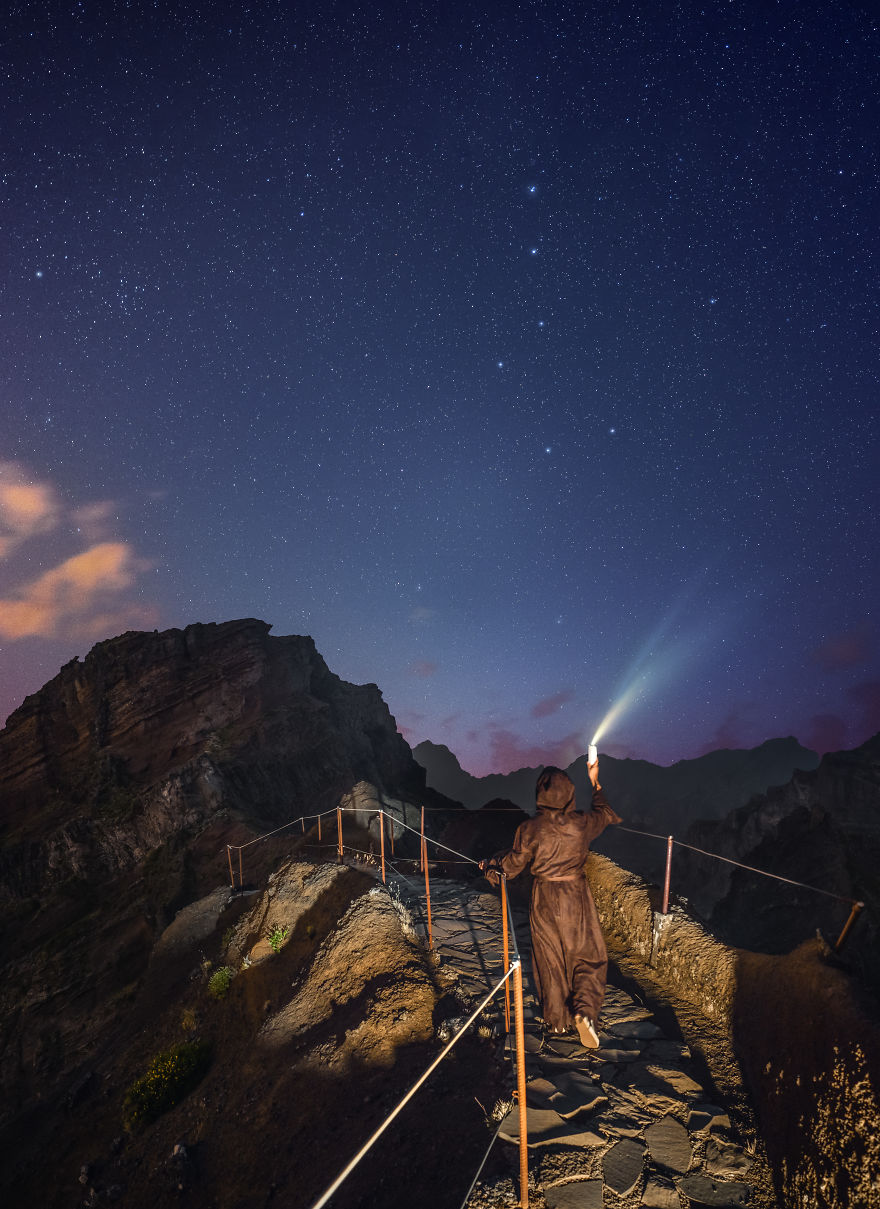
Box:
xmin=380 ymin=810 xmax=386 ymax=883
xmin=422 ymin=833 xmax=433 ymax=950
xmin=512 ymin=959 xmax=529 ymax=1207
xmin=226 ymin=845 xmax=235 ymax=890
xmin=238 ymin=847 xmax=243 ymax=890
xmin=834 ymin=901 xmax=864 ymax=952
xmin=661 ymin=835 xmax=674 ymax=915
xmin=420 ymin=806 xmax=425 ymax=872
xmin=501 ymin=875 xmax=511 ymax=1033
xmin=337 ymin=807 xmax=343 ymax=860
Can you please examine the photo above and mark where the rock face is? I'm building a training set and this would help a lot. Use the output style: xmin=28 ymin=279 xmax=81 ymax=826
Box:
xmin=675 ymin=734 xmax=880 ymax=991
xmin=0 ymin=618 xmax=424 ymax=901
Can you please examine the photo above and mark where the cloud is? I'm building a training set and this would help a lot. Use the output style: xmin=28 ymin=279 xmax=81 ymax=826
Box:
xmin=0 ymin=462 xmax=157 ymax=645
xmin=409 ymin=659 xmax=438 ymax=678
xmin=802 ymin=713 xmax=849 ymax=756
xmin=409 ymin=606 xmax=436 ymax=624
xmin=0 ymin=463 xmax=61 ymax=556
xmin=0 ymin=542 xmax=155 ymax=640
xmin=71 ymin=500 xmax=117 ymax=542
xmin=695 ymin=705 xmax=761 ymax=755
xmin=810 ymin=625 xmax=873 ymax=673
xmin=531 ymin=688 xmax=574 ymax=719
xmin=480 ymin=726 xmax=585 ymax=775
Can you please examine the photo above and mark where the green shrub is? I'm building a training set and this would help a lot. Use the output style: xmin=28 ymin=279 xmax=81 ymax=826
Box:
xmin=122 ymin=1041 xmax=211 ymax=1131
xmin=207 ymin=966 xmax=234 ymax=999
xmin=267 ymin=924 xmax=290 ymax=953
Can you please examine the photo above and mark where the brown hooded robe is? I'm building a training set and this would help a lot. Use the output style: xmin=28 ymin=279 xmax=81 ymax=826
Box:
xmin=489 ymin=767 xmax=621 ymax=1032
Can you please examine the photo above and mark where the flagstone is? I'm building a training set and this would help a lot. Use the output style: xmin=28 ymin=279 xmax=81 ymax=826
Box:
xmin=602 ymin=1138 xmax=646 ymax=1196
xmin=645 ymin=1115 xmax=693 ymax=1173
xmin=704 ymin=1138 xmax=754 ymax=1178
xmin=677 ymin=1174 xmax=751 ymax=1206
xmin=499 ymin=1105 xmax=607 ymax=1149
xmin=542 ymin=1180 xmax=603 ymax=1208
xmin=642 ymin=1173 xmax=681 ymax=1208
xmin=687 ymin=1105 xmax=731 ymax=1134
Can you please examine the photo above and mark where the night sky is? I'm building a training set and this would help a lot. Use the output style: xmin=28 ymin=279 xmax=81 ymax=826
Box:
xmin=2 ymin=1 xmax=878 ymax=774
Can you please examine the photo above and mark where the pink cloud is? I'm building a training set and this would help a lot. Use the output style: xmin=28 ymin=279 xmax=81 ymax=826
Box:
xmin=0 ymin=542 xmax=154 ymax=640
xmin=811 ymin=625 xmax=873 ymax=673
xmin=531 ymin=688 xmax=574 ymax=719
xmin=479 ymin=726 xmax=585 ymax=775
xmin=0 ymin=464 xmax=61 ymax=556
xmin=409 ymin=659 xmax=438 ymax=678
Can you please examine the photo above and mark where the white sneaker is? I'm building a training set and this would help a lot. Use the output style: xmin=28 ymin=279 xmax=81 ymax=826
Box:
xmin=574 ymin=1014 xmax=600 ymax=1048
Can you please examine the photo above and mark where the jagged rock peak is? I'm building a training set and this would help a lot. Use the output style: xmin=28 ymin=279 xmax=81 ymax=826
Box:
xmin=0 ymin=619 xmax=423 ymax=842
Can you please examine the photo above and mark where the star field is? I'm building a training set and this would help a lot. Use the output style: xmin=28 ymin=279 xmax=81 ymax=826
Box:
xmin=1 ymin=1 xmax=878 ymax=773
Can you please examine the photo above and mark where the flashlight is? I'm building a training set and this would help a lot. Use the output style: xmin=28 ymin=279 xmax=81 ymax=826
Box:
xmin=588 ymin=743 xmax=598 ymax=766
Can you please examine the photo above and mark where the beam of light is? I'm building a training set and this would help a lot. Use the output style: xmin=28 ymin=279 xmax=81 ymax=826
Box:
xmin=588 ymin=577 xmax=714 ymax=749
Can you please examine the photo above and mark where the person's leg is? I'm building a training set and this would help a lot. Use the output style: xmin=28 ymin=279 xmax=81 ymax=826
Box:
xmin=530 ymin=885 xmax=572 ymax=1031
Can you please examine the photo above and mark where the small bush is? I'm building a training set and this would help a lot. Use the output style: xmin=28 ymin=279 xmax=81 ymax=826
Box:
xmin=267 ymin=924 xmax=290 ymax=953
xmin=122 ymin=1041 xmax=211 ymax=1131
xmin=208 ymin=966 xmax=234 ymax=999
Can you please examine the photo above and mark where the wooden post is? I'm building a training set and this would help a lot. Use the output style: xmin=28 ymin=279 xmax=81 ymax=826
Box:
xmin=226 ymin=845 xmax=235 ymax=890
xmin=380 ymin=811 xmax=386 ymax=883
xmin=512 ymin=959 xmax=530 ymax=1207
xmin=337 ymin=807 xmax=343 ymax=860
xmin=238 ymin=847 xmax=243 ymax=890
xmin=834 ymin=901 xmax=864 ymax=952
xmin=501 ymin=876 xmax=511 ymax=1033
xmin=661 ymin=835 xmax=674 ymax=915
xmin=422 ymin=834 xmax=433 ymax=950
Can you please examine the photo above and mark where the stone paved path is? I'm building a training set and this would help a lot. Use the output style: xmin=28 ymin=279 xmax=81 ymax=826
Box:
xmin=392 ymin=875 xmax=764 ymax=1209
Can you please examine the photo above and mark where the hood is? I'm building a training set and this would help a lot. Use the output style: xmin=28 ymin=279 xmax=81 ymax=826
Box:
xmin=535 ymin=766 xmax=576 ymax=813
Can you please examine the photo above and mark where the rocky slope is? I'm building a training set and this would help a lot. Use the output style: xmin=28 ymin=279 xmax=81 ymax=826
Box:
xmin=675 ymin=733 xmax=880 ymax=991
xmin=0 ymin=620 xmax=466 ymax=1207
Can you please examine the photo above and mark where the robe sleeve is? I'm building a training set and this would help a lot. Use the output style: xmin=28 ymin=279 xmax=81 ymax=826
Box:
xmin=487 ymin=819 xmax=535 ymax=880
xmin=582 ymin=785 xmax=622 ymax=842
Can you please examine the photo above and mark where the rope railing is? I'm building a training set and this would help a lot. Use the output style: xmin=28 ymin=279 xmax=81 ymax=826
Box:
xmin=225 ymin=803 xmax=866 ymax=953
xmin=616 ymin=822 xmax=864 ymax=951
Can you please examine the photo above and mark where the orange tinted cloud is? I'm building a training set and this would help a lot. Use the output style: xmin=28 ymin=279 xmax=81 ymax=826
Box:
xmin=0 ymin=542 xmax=152 ymax=640
xmin=0 ymin=464 xmax=61 ymax=556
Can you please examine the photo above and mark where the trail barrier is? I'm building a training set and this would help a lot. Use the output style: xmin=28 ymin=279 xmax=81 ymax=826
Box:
xmin=225 ymin=803 xmax=867 ymax=957
xmin=615 ymin=824 xmax=865 ymax=952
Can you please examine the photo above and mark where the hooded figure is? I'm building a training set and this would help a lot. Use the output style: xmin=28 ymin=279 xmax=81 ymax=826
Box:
xmin=481 ymin=763 xmax=621 ymax=1046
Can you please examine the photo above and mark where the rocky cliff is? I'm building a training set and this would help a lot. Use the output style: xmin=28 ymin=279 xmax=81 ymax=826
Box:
xmin=0 ymin=618 xmax=424 ymax=904
xmin=675 ymin=733 xmax=880 ymax=991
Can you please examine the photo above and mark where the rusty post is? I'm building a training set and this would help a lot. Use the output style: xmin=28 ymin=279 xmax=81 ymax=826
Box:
xmin=238 ymin=847 xmax=243 ymax=890
xmin=501 ymin=875 xmax=511 ymax=1033
xmin=512 ymin=959 xmax=529 ymax=1207
xmin=380 ymin=810 xmax=386 ymax=884
xmin=834 ymin=901 xmax=864 ymax=953
xmin=318 ymin=812 xmax=322 ymax=843
xmin=422 ymin=833 xmax=433 ymax=950
xmin=337 ymin=806 xmax=343 ymax=860
xmin=226 ymin=845 xmax=235 ymax=890
xmin=302 ymin=816 xmax=305 ymax=833
xmin=390 ymin=809 xmax=394 ymax=856
xmin=661 ymin=835 xmax=674 ymax=915
xmin=420 ymin=806 xmax=425 ymax=872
